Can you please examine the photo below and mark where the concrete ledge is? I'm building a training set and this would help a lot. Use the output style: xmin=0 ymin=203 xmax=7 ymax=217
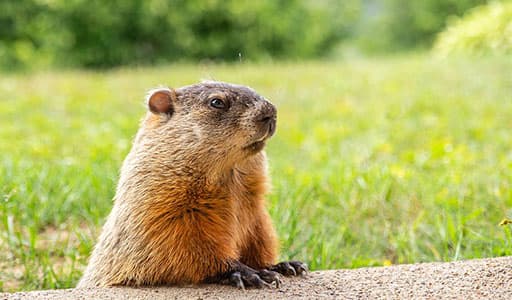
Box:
xmin=2 ymin=256 xmax=511 ymax=299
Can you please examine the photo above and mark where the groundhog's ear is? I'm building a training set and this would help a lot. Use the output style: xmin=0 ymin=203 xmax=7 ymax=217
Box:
xmin=147 ymin=88 xmax=176 ymax=115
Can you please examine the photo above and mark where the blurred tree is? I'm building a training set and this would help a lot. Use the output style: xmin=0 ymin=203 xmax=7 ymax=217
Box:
xmin=0 ymin=0 xmax=360 ymax=69
xmin=433 ymin=1 xmax=512 ymax=57
xmin=0 ymin=0 xmax=501 ymax=69
xmin=0 ymin=0 xmax=56 ymax=69
xmin=357 ymin=0 xmax=489 ymax=52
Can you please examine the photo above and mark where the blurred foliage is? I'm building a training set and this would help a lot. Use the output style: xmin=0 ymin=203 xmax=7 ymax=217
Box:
xmin=0 ymin=0 xmax=359 ymax=69
xmin=1 ymin=0 xmax=505 ymax=69
xmin=356 ymin=0 xmax=490 ymax=53
xmin=433 ymin=1 xmax=512 ymax=57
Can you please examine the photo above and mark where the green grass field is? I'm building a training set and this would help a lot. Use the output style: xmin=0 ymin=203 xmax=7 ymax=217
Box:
xmin=1 ymin=55 xmax=511 ymax=292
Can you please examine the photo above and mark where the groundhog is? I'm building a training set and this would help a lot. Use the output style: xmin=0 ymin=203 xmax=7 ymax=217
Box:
xmin=77 ymin=81 xmax=307 ymax=289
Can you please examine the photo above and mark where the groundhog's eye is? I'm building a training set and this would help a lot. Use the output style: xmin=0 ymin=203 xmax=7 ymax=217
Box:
xmin=209 ymin=98 xmax=226 ymax=109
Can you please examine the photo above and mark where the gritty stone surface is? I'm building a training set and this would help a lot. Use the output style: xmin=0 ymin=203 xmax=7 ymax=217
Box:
xmin=2 ymin=256 xmax=511 ymax=299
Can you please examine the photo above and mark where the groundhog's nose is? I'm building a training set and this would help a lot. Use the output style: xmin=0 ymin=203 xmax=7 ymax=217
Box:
xmin=257 ymin=103 xmax=277 ymax=137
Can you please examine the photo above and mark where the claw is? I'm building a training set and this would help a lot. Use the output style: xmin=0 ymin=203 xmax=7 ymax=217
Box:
xmin=225 ymin=265 xmax=280 ymax=289
xmin=289 ymin=261 xmax=308 ymax=276
xmin=287 ymin=264 xmax=297 ymax=276
xmin=299 ymin=265 xmax=308 ymax=276
xmin=271 ymin=261 xmax=308 ymax=277
xmin=216 ymin=261 xmax=294 ymax=289
xmin=230 ymin=271 xmax=245 ymax=289
xmin=258 ymin=269 xmax=281 ymax=288
xmin=247 ymin=273 xmax=270 ymax=289
xmin=274 ymin=276 xmax=281 ymax=288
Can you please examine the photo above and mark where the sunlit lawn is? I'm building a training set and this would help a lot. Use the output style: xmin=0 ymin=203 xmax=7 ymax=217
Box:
xmin=1 ymin=55 xmax=511 ymax=291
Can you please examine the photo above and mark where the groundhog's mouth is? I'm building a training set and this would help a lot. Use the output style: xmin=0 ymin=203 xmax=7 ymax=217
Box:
xmin=243 ymin=131 xmax=270 ymax=152
xmin=244 ymin=140 xmax=266 ymax=153
xmin=243 ymin=117 xmax=275 ymax=153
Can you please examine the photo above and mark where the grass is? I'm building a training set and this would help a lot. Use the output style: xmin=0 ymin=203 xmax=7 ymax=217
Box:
xmin=1 ymin=55 xmax=512 ymax=292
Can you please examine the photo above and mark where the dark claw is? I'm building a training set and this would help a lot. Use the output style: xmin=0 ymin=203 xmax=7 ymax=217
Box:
xmin=258 ymin=269 xmax=282 ymax=288
xmin=226 ymin=264 xmax=278 ymax=289
xmin=270 ymin=261 xmax=308 ymax=277
xmin=246 ymin=273 xmax=271 ymax=289
xmin=229 ymin=271 xmax=245 ymax=289
xmin=289 ymin=261 xmax=308 ymax=276
xmin=211 ymin=262 xmax=286 ymax=289
xmin=273 ymin=262 xmax=296 ymax=276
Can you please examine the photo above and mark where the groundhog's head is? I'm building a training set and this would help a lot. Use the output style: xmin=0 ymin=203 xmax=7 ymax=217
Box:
xmin=143 ymin=81 xmax=276 ymax=165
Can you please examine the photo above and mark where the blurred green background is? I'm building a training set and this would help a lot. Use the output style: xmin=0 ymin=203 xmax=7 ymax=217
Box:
xmin=1 ymin=0 xmax=512 ymax=293
xmin=1 ymin=0 xmax=510 ymax=70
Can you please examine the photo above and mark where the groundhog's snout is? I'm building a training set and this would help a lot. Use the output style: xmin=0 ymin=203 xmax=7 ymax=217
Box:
xmin=256 ymin=101 xmax=277 ymax=138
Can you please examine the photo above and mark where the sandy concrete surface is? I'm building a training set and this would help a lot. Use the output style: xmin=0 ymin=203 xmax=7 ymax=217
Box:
xmin=2 ymin=256 xmax=511 ymax=299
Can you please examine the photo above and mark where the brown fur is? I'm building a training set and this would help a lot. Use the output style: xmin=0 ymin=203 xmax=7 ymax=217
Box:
xmin=78 ymin=81 xmax=279 ymax=287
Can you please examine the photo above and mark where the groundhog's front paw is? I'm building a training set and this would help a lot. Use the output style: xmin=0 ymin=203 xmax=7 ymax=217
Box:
xmin=228 ymin=267 xmax=281 ymax=289
xmin=270 ymin=261 xmax=308 ymax=277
